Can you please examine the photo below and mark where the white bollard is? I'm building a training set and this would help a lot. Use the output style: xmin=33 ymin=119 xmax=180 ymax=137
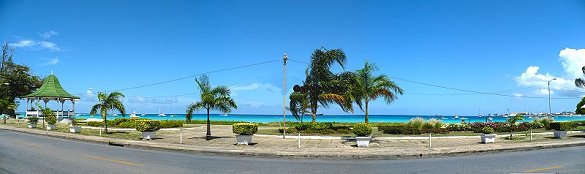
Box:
xmin=298 ymin=133 xmax=301 ymax=148
xmin=180 ymin=129 xmax=183 ymax=144
xmin=99 ymin=128 xmax=102 ymax=136
xmin=530 ymin=129 xmax=533 ymax=142
xmin=429 ymin=133 xmax=432 ymax=148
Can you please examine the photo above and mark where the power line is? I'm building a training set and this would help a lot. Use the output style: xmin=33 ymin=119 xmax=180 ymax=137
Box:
xmin=389 ymin=76 xmax=580 ymax=99
xmin=288 ymin=58 xmax=581 ymax=99
xmin=107 ymin=59 xmax=281 ymax=92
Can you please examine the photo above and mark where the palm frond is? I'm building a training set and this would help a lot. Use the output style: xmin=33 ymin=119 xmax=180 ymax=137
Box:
xmin=576 ymin=78 xmax=585 ymax=88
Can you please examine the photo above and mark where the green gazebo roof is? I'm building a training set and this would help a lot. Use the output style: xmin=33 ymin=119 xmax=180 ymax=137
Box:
xmin=24 ymin=73 xmax=80 ymax=99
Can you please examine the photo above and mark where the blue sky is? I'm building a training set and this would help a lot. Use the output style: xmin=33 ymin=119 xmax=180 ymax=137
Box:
xmin=1 ymin=0 xmax=585 ymax=115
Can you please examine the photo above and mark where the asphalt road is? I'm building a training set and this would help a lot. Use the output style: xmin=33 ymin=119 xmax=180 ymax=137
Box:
xmin=1 ymin=130 xmax=584 ymax=174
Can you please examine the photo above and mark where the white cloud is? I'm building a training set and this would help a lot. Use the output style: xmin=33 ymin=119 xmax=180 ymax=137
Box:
xmin=559 ymin=48 xmax=585 ymax=79
xmin=230 ymin=83 xmax=281 ymax=93
xmin=515 ymin=48 xmax=585 ymax=97
xmin=9 ymin=40 xmax=35 ymax=47
xmin=40 ymin=58 xmax=59 ymax=66
xmin=39 ymin=31 xmax=58 ymax=39
xmin=83 ymin=88 xmax=96 ymax=102
xmin=9 ymin=39 xmax=61 ymax=51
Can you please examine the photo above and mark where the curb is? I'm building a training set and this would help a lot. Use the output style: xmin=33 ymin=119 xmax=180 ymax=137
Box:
xmin=2 ymin=125 xmax=584 ymax=160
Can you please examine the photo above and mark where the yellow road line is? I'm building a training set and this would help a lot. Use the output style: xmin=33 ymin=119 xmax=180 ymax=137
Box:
xmin=87 ymin=155 xmax=144 ymax=167
xmin=524 ymin=165 xmax=562 ymax=173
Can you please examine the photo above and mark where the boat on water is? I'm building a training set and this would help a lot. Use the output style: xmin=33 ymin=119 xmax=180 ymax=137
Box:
xmin=159 ymin=113 xmax=166 ymax=117
xmin=303 ymin=113 xmax=324 ymax=116
xmin=130 ymin=111 xmax=139 ymax=118
xmin=222 ymin=113 xmax=228 ymax=116
xmin=454 ymin=115 xmax=459 ymax=119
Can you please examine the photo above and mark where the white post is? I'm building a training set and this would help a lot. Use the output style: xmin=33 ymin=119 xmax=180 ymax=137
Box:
xmin=298 ymin=132 xmax=301 ymax=148
xmin=282 ymin=53 xmax=288 ymax=139
xmin=180 ymin=129 xmax=183 ymax=144
xmin=530 ymin=129 xmax=533 ymax=142
xmin=99 ymin=128 xmax=102 ymax=136
xmin=429 ymin=132 xmax=432 ymax=148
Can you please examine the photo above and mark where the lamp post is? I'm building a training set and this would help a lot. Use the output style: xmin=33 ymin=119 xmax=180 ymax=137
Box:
xmin=547 ymin=78 xmax=556 ymax=117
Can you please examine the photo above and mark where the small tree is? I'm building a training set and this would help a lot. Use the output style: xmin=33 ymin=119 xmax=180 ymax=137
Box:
xmin=350 ymin=61 xmax=404 ymax=123
xmin=90 ymin=92 xmax=126 ymax=133
xmin=576 ymin=97 xmax=585 ymax=115
xmin=507 ymin=114 xmax=524 ymax=139
xmin=186 ymin=75 xmax=237 ymax=140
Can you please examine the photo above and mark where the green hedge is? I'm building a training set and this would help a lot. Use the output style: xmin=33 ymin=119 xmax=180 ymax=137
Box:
xmin=135 ymin=120 xmax=161 ymax=132
xmin=549 ymin=122 xmax=577 ymax=131
xmin=87 ymin=121 xmax=102 ymax=127
xmin=85 ymin=118 xmax=183 ymax=129
xmin=232 ymin=123 xmax=258 ymax=135
xmin=279 ymin=122 xmax=351 ymax=134
xmin=352 ymin=123 xmax=372 ymax=136
xmin=378 ymin=125 xmax=449 ymax=134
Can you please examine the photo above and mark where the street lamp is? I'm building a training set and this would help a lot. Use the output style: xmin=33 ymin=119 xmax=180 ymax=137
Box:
xmin=547 ymin=78 xmax=556 ymax=116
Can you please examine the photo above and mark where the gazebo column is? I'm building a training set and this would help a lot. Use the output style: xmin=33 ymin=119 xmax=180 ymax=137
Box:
xmin=60 ymin=99 xmax=65 ymax=119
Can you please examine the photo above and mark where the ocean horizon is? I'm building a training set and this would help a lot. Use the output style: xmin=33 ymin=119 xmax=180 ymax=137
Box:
xmin=73 ymin=114 xmax=585 ymax=124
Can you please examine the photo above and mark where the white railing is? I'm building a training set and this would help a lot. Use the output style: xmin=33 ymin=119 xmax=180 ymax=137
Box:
xmin=25 ymin=110 xmax=75 ymax=118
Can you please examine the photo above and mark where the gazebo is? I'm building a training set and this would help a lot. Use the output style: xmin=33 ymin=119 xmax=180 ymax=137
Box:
xmin=23 ymin=73 xmax=80 ymax=120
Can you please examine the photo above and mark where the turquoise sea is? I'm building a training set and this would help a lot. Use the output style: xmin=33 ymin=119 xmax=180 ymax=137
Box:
xmin=73 ymin=114 xmax=585 ymax=124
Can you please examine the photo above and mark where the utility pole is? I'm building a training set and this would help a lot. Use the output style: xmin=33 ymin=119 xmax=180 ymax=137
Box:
xmin=548 ymin=78 xmax=556 ymax=117
xmin=282 ymin=53 xmax=288 ymax=139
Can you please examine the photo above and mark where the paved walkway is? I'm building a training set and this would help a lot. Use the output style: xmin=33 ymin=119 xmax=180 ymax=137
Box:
xmin=1 ymin=124 xmax=584 ymax=159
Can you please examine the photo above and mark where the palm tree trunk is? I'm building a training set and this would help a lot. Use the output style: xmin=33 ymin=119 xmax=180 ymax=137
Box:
xmin=365 ymin=101 xmax=369 ymax=123
xmin=104 ymin=113 xmax=108 ymax=133
xmin=206 ymin=108 xmax=211 ymax=140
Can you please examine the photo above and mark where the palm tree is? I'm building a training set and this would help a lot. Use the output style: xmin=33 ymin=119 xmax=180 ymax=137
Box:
xmin=290 ymin=48 xmax=354 ymax=123
xmin=186 ymin=75 xmax=237 ymax=140
xmin=351 ymin=61 xmax=404 ymax=123
xmin=507 ymin=114 xmax=524 ymax=139
xmin=90 ymin=92 xmax=126 ymax=133
xmin=576 ymin=66 xmax=585 ymax=88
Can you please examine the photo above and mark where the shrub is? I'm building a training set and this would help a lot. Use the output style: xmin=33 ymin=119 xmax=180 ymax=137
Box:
xmin=336 ymin=129 xmax=352 ymax=134
xmin=27 ymin=117 xmax=38 ymax=124
xmin=160 ymin=120 xmax=184 ymax=128
xmin=293 ymin=122 xmax=312 ymax=132
xmin=446 ymin=124 xmax=471 ymax=131
xmin=352 ymin=123 xmax=372 ymax=136
xmin=45 ymin=115 xmax=57 ymax=125
xmin=135 ymin=120 xmax=161 ymax=132
xmin=534 ymin=117 xmax=553 ymax=130
xmin=117 ymin=121 xmax=136 ymax=128
xmin=87 ymin=121 xmax=102 ymax=127
xmin=40 ymin=108 xmax=57 ymax=125
xmin=406 ymin=117 xmax=425 ymax=129
xmin=110 ymin=118 xmax=131 ymax=126
xmin=428 ymin=119 xmax=443 ymax=129
xmin=378 ymin=125 xmax=404 ymax=134
xmin=549 ymin=122 xmax=577 ymax=131
xmin=481 ymin=127 xmax=495 ymax=134
xmin=232 ymin=123 xmax=258 ymax=135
